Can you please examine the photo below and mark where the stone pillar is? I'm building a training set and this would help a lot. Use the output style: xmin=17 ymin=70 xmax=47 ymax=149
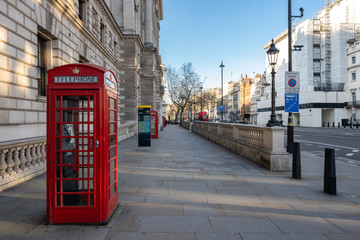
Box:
xmin=145 ymin=0 xmax=153 ymax=46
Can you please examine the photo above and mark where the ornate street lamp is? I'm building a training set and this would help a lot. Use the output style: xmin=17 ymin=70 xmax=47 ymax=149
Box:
xmin=200 ymin=86 xmax=203 ymax=113
xmin=266 ymin=39 xmax=282 ymax=127
xmin=219 ymin=61 xmax=225 ymax=121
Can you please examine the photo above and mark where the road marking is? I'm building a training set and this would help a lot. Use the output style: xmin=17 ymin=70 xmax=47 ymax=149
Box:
xmin=295 ymin=139 xmax=359 ymax=151
xmin=345 ymin=153 xmax=354 ymax=157
xmin=353 ymin=149 xmax=359 ymax=153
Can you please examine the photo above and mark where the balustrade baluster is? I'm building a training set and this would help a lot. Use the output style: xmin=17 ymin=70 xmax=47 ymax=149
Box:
xmin=6 ymin=149 xmax=14 ymax=174
xmin=26 ymin=145 xmax=32 ymax=168
xmin=13 ymin=148 xmax=21 ymax=172
xmin=41 ymin=143 xmax=46 ymax=163
xmin=36 ymin=144 xmax=42 ymax=165
xmin=0 ymin=150 xmax=7 ymax=176
xmin=31 ymin=145 xmax=37 ymax=166
xmin=20 ymin=147 xmax=27 ymax=170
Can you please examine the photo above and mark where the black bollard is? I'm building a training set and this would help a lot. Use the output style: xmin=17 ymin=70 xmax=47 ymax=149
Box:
xmin=333 ymin=122 xmax=335 ymax=128
xmin=338 ymin=122 xmax=340 ymax=128
xmin=292 ymin=141 xmax=301 ymax=179
xmin=324 ymin=147 xmax=336 ymax=195
xmin=327 ymin=122 xmax=330 ymax=128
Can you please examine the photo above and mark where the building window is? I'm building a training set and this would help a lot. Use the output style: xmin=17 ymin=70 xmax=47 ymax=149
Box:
xmin=100 ymin=22 xmax=105 ymax=44
xmin=352 ymin=92 xmax=356 ymax=105
xmin=352 ymin=56 xmax=356 ymax=64
xmin=352 ymin=72 xmax=356 ymax=81
xmin=79 ymin=55 xmax=89 ymax=63
xmin=37 ymin=35 xmax=47 ymax=96
xmin=79 ymin=0 xmax=86 ymax=22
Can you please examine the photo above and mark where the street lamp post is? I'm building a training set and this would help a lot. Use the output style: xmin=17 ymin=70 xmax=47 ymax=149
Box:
xmin=200 ymin=86 xmax=203 ymax=113
xmin=193 ymin=94 xmax=196 ymax=122
xmin=266 ymin=39 xmax=282 ymax=127
xmin=220 ymin=61 xmax=225 ymax=121
xmin=287 ymin=0 xmax=304 ymax=153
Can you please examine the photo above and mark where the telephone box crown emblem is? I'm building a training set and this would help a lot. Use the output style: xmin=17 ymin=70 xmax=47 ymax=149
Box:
xmin=72 ymin=67 xmax=80 ymax=74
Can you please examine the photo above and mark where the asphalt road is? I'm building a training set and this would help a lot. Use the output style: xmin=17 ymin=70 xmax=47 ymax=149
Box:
xmin=285 ymin=126 xmax=360 ymax=163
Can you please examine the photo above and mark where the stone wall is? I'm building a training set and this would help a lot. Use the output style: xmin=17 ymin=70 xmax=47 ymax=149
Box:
xmin=192 ymin=122 xmax=290 ymax=171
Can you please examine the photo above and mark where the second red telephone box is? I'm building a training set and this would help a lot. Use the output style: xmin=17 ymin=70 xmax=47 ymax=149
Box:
xmin=46 ymin=64 xmax=118 ymax=224
xmin=151 ymin=110 xmax=158 ymax=139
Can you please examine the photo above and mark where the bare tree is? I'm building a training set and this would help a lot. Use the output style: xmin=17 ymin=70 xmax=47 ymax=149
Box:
xmin=166 ymin=62 xmax=202 ymax=122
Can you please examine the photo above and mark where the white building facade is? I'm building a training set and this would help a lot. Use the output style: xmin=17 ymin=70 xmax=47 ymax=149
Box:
xmin=257 ymin=0 xmax=360 ymax=127
xmin=346 ymin=36 xmax=360 ymax=124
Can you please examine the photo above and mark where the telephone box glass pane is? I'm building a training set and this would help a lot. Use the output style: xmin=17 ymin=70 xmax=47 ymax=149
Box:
xmin=109 ymin=98 xmax=115 ymax=109
xmin=56 ymin=96 xmax=61 ymax=108
xmin=63 ymin=194 xmax=88 ymax=206
xmin=62 ymin=96 xmax=88 ymax=108
xmin=89 ymin=96 xmax=94 ymax=108
xmin=110 ymin=147 xmax=115 ymax=159
xmin=110 ymin=123 xmax=115 ymax=134
xmin=63 ymin=110 xmax=88 ymax=122
xmin=110 ymin=160 xmax=115 ymax=172
xmin=109 ymin=111 xmax=115 ymax=121
xmin=109 ymin=135 xmax=115 ymax=146
xmin=56 ymin=111 xmax=60 ymax=122
xmin=110 ymin=184 xmax=116 ymax=197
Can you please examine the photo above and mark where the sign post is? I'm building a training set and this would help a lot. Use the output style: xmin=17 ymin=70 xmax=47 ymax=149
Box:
xmin=285 ymin=71 xmax=300 ymax=113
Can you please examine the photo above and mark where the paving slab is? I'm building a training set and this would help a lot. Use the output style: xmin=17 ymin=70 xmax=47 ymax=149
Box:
xmin=268 ymin=215 xmax=343 ymax=233
xmin=209 ymin=216 xmax=281 ymax=233
xmin=130 ymin=216 xmax=212 ymax=233
xmin=241 ymin=233 xmax=329 ymax=240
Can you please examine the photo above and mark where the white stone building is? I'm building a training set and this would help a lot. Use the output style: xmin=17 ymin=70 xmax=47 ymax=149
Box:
xmin=258 ymin=0 xmax=360 ymax=127
xmin=0 ymin=0 xmax=164 ymax=190
xmin=346 ymin=35 xmax=360 ymax=124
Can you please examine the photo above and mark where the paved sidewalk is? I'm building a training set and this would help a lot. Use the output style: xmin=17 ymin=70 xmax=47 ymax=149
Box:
xmin=1 ymin=125 xmax=360 ymax=240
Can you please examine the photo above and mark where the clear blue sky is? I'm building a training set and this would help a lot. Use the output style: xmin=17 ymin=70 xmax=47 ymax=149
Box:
xmin=159 ymin=0 xmax=325 ymax=89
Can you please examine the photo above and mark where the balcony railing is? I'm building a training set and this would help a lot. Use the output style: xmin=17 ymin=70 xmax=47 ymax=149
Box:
xmin=345 ymin=101 xmax=360 ymax=107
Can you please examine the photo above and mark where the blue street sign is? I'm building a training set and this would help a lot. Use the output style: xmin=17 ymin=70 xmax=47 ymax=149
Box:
xmin=285 ymin=93 xmax=299 ymax=112
xmin=218 ymin=106 xmax=225 ymax=111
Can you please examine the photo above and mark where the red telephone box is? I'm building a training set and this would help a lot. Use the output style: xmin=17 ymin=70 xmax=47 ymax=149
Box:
xmin=150 ymin=110 xmax=158 ymax=139
xmin=46 ymin=64 xmax=118 ymax=224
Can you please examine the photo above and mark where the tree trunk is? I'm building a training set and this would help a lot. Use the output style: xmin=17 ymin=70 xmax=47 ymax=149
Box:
xmin=175 ymin=108 xmax=180 ymax=122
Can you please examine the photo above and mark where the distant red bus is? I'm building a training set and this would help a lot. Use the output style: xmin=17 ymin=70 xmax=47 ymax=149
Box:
xmin=196 ymin=111 xmax=209 ymax=121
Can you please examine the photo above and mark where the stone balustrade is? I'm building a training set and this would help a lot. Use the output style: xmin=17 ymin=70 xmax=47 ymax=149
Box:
xmin=0 ymin=138 xmax=46 ymax=191
xmin=189 ymin=122 xmax=289 ymax=171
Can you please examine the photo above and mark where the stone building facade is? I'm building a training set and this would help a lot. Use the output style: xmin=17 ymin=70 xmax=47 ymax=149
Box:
xmin=0 ymin=0 xmax=164 ymax=190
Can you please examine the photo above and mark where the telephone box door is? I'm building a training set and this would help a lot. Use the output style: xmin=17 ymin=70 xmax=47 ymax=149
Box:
xmin=48 ymin=89 xmax=100 ymax=223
